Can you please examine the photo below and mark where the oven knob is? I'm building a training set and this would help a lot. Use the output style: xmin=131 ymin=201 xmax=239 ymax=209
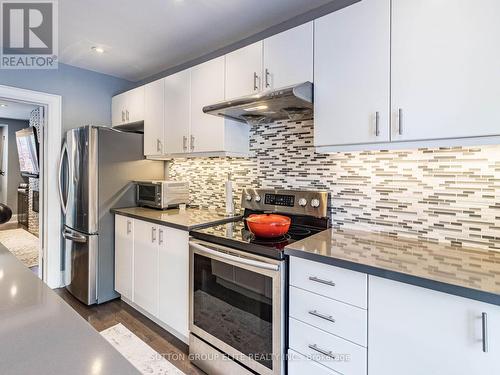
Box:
xmin=311 ymin=198 xmax=321 ymax=208
xmin=254 ymin=195 xmax=261 ymax=202
xmin=298 ymin=198 xmax=307 ymax=207
xmin=245 ymin=194 xmax=252 ymax=202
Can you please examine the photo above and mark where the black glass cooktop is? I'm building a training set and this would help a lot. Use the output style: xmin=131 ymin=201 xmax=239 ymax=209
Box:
xmin=190 ymin=219 xmax=327 ymax=260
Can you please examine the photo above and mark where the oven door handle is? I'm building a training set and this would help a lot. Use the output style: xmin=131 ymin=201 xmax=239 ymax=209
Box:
xmin=190 ymin=241 xmax=280 ymax=271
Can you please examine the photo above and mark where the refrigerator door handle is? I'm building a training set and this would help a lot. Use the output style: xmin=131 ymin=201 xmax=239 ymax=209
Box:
xmin=62 ymin=229 xmax=87 ymax=243
xmin=58 ymin=142 xmax=68 ymax=214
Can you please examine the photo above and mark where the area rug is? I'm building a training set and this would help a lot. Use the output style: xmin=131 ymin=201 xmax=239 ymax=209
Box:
xmin=0 ymin=228 xmax=38 ymax=267
xmin=100 ymin=323 xmax=185 ymax=375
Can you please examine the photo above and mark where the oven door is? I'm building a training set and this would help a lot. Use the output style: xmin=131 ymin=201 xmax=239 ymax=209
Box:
xmin=189 ymin=239 xmax=284 ymax=375
xmin=136 ymin=183 xmax=160 ymax=207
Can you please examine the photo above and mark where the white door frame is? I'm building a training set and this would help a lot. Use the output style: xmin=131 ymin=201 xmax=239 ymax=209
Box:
xmin=0 ymin=84 xmax=62 ymax=288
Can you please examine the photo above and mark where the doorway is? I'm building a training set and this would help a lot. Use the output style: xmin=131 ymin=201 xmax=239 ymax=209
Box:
xmin=0 ymin=85 xmax=62 ymax=288
xmin=0 ymin=100 xmax=41 ymax=273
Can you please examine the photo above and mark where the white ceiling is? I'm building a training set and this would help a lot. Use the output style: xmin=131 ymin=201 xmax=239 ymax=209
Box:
xmin=0 ymin=100 xmax=38 ymax=121
xmin=59 ymin=0 xmax=335 ymax=82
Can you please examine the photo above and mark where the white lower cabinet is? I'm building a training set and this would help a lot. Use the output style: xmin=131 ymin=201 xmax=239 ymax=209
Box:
xmin=289 ymin=318 xmax=367 ymax=375
xmin=133 ymin=219 xmax=159 ymax=316
xmin=288 ymin=256 xmax=368 ymax=375
xmin=289 ymin=286 xmax=367 ymax=347
xmin=114 ymin=215 xmax=190 ymax=342
xmin=368 ymin=276 xmax=500 ymax=375
xmin=288 ymin=349 xmax=340 ymax=375
xmin=158 ymin=226 xmax=189 ymax=338
xmin=114 ymin=215 xmax=134 ymax=300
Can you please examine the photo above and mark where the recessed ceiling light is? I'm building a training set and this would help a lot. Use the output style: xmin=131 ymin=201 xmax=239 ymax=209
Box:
xmin=0 ymin=104 xmax=8 ymax=107
xmin=91 ymin=46 xmax=105 ymax=54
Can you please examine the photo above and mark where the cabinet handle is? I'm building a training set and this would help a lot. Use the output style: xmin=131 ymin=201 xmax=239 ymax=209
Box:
xmin=309 ymin=276 xmax=336 ymax=287
xmin=126 ymin=220 xmax=132 ymax=235
xmin=265 ymin=68 xmax=271 ymax=88
xmin=308 ymin=344 xmax=336 ymax=360
xmin=482 ymin=312 xmax=489 ymax=353
xmin=190 ymin=135 xmax=195 ymax=151
xmin=159 ymin=229 xmax=164 ymax=245
xmin=375 ymin=111 xmax=380 ymax=137
xmin=126 ymin=110 xmax=129 ymax=122
xmin=156 ymin=139 xmax=162 ymax=152
xmin=253 ymin=72 xmax=259 ymax=91
xmin=183 ymin=135 xmax=188 ymax=151
xmin=398 ymin=108 xmax=403 ymax=135
xmin=151 ymin=227 xmax=156 ymax=243
xmin=309 ymin=310 xmax=336 ymax=323
xmin=121 ymin=110 xmax=125 ymax=122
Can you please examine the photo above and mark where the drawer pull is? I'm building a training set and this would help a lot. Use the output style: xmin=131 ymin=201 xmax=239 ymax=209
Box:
xmin=308 ymin=344 xmax=336 ymax=360
xmin=309 ymin=310 xmax=336 ymax=323
xmin=482 ymin=312 xmax=489 ymax=353
xmin=309 ymin=276 xmax=336 ymax=287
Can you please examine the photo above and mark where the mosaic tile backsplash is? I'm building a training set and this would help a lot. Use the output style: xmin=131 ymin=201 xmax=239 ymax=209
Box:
xmin=168 ymin=119 xmax=500 ymax=251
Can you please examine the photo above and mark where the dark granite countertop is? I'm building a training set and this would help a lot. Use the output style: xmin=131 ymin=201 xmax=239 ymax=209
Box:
xmin=0 ymin=245 xmax=139 ymax=375
xmin=111 ymin=206 xmax=241 ymax=231
xmin=285 ymin=228 xmax=500 ymax=306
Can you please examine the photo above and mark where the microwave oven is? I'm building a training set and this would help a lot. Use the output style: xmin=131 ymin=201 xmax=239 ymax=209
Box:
xmin=135 ymin=180 xmax=189 ymax=209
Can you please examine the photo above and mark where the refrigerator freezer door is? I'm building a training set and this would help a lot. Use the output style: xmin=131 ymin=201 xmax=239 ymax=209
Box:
xmin=63 ymin=226 xmax=98 ymax=305
xmin=64 ymin=126 xmax=98 ymax=234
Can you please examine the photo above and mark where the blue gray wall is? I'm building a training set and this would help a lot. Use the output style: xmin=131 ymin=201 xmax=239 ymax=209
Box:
xmin=0 ymin=63 xmax=133 ymax=131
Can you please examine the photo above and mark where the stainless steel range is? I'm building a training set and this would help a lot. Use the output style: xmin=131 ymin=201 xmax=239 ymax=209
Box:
xmin=188 ymin=188 xmax=330 ymax=375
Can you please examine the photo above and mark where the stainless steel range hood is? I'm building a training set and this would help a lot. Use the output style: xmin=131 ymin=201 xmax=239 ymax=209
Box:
xmin=202 ymin=82 xmax=313 ymax=125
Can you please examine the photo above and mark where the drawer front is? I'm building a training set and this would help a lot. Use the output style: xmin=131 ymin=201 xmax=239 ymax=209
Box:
xmin=290 ymin=256 xmax=368 ymax=308
xmin=289 ymin=286 xmax=367 ymax=347
xmin=288 ymin=349 xmax=341 ymax=375
xmin=289 ymin=318 xmax=367 ymax=375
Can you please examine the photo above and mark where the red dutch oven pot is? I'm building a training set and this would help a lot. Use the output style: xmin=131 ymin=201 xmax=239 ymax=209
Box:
xmin=245 ymin=214 xmax=291 ymax=238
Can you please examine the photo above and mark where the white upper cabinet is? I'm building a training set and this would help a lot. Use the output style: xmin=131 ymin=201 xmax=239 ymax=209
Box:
xmin=111 ymin=86 xmax=144 ymax=126
xmin=263 ymin=22 xmax=313 ymax=90
xmin=369 ymin=276 xmax=500 ymax=375
xmin=111 ymin=93 xmax=126 ymax=126
xmin=391 ymin=0 xmax=500 ymax=141
xmin=164 ymin=70 xmax=191 ymax=154
xmin=314 ymin=0 xmax=390 ymax=146
xmin=144 ymin=79 xmax=165 ymax=156
xmin=190 ymin=56 xmax=226 ymax=153
xmin=225 ymin=42 xmax=263 ymax=99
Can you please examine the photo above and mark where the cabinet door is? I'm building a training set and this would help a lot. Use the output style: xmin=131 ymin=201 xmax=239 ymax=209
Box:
xmin=225 ymin=42 xmax=263 ymax=99
xmin=158 ymin=226 xmax=189 ymax=339
xmin=114 ymin=215 xmax=134 ymax=300
xmin=314 ymin=0 xmax=390 ymax=146
xmin=368 ymin=276 xmax=500 ymax=375
xmin=164 ymin=70 xmax=190 ymax=154
xmin=126 ymin=86 xmax=145 ymax=124
xmin=263 ymin=22 xmax=313 ymax=90
xmin=144 ymin=80 xmax=164 ymax=156
xmin=190 ymin=57 xmax=225 ymax=153
xmin=391 ymin=0 xmax=500 ymax=141
xmin=133 ymin=219 xmax=159 ymax=315
xmin=111 ymin=94 xmax=126 ymax=126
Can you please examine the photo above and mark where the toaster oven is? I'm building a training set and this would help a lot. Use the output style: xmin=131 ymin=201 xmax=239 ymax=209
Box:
xmin=135 ymin=180 xmax=189 ymax=209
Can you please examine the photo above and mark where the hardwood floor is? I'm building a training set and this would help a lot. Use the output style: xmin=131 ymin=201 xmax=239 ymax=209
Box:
xmin=55 ymin=288 xmax=205 ymax=375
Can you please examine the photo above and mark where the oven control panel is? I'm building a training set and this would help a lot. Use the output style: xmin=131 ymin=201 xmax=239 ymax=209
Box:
xmin=264 ymin=193 xmax=295 ymax=207
xmin=242 ymin=188 xmax=329 ymax=218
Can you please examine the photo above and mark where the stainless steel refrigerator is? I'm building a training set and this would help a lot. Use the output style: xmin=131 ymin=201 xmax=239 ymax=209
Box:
xmin=58 ymin=126 xmax=163 ymax=305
